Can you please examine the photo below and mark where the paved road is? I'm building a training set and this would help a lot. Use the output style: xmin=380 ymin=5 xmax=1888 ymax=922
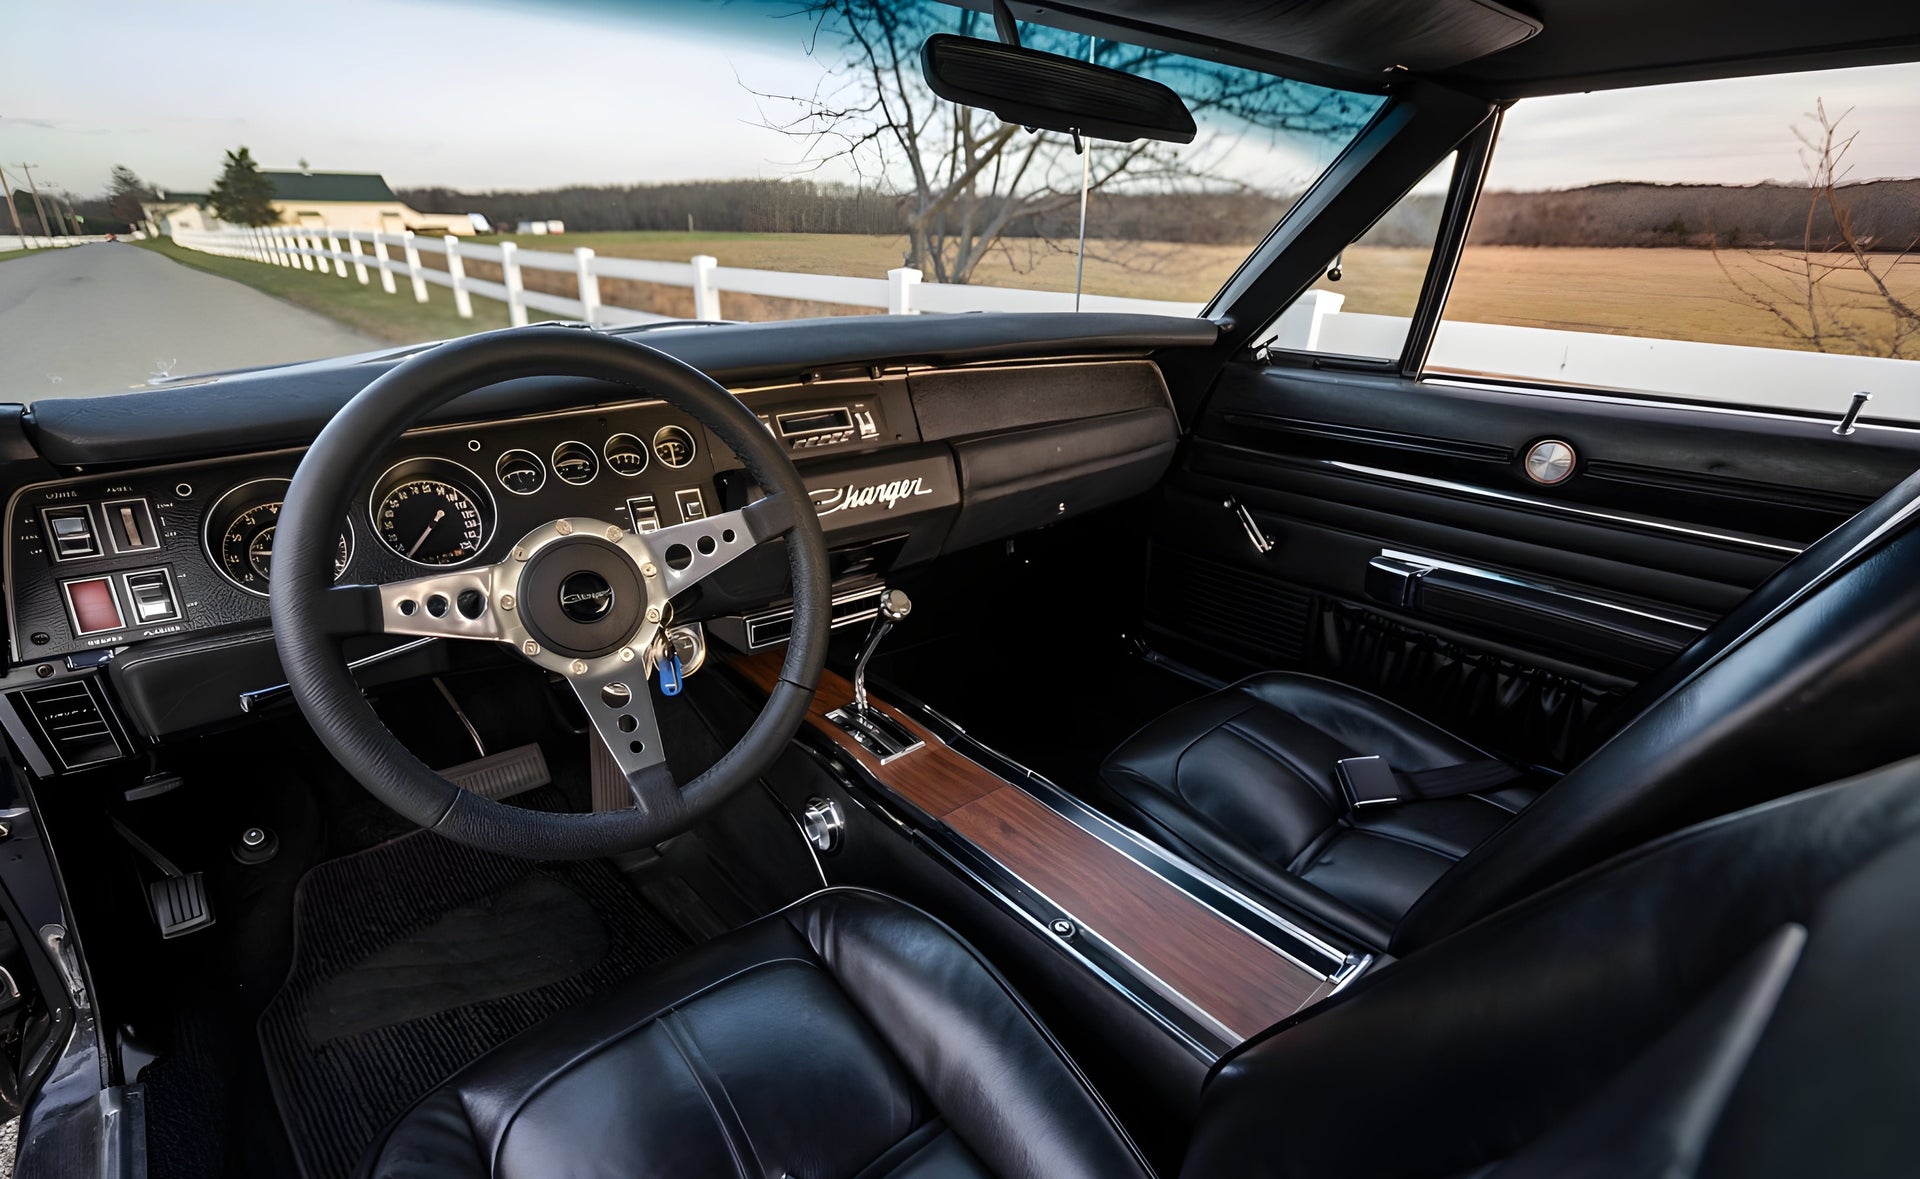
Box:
xmin=0 ymin=244 xmax=381 ymax=400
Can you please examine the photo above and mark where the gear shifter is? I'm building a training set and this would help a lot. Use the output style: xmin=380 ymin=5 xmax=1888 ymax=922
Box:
xmin=829 ymin=589 xmax=924 ymax=762
xmin=851 ymin=588 xmax=911 ymax=715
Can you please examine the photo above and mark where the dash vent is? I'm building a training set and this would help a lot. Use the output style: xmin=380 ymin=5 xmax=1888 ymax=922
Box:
xmin=15 ymin=679 xmax=128 ymax=770
xmin=1148 ymin=548 xmax=1313 ymax=665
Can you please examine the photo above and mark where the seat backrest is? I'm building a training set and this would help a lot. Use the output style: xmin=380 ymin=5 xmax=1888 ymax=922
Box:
xmin=1393 ymin=464 xmax=1920 ymax=951
xmin=1183 ymin=757 xmax=1920 ymax=1179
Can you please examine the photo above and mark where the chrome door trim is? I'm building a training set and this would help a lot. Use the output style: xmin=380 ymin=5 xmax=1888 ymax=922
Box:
xmin=1320 ymin=459 xmax=1805 ymax=557
xmin=1377 ymin=549 xmax=1709 ymax=633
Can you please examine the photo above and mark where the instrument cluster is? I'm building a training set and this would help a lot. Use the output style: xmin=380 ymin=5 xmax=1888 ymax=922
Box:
xmin=6 ymin=402 xmax=724 ymax=662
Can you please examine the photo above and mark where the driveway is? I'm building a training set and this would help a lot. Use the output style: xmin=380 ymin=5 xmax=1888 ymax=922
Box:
xmin=0 ymin=244 xmax=381 ymax=400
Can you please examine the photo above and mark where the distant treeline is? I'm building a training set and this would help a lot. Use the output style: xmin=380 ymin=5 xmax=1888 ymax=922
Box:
xmin=400 ymin=177 xmax=1919 ymax=250
xmin=1468 ymin=179 xmax=1920 ymax=249
xmin=400 ymin=179 xmax=1289 ymax=244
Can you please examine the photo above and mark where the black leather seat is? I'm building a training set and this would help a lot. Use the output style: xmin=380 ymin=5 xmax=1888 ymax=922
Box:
xmin=360 ymin=888 xmax=1150 ymax=1179
xmin=1100 ymin=672 xmax=1536 ymax=945
xmin=366 ymin=760 xmax=1920 ymax=1178
xmin=1102 ymin=465 xmax=1920 ymax=953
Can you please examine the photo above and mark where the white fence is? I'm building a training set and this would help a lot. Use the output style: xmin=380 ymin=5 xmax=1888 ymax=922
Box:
xmin=168 ymin=226 xmax=1912 ymax=419
xmin=169 ymin=226 xmax=1202 ymax=328
xmin=2 ymin=234 xmax=118 ymax=252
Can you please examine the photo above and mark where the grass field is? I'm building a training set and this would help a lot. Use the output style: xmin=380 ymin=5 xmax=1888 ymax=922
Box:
xmin=482 ymin=231 xmax=1917 ymax=356
xmin=142 ymin=228 xmax=1918 ymax=358
xmin=132 ymin=236 xmax=518 ymax=345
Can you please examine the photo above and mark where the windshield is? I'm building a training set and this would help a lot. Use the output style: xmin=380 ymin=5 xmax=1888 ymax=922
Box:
xmin=0 ymin=0 xmax=1384 ymax=400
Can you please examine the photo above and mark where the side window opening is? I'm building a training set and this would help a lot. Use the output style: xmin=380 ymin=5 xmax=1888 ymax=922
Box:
xmin=1430 ymin=65 xmax=1919 ymax=416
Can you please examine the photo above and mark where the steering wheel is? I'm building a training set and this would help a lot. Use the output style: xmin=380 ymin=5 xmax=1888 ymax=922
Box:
xmin=271 ymin=328 xmax=831 ymax=859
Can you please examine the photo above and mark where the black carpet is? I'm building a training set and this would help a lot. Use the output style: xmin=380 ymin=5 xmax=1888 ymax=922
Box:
xmin=258 ymin=822 xmax=689 ymax=1179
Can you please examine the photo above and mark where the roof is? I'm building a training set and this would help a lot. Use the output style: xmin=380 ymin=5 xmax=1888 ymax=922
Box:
xmin=149 ymin=191 xmax=207 ymax=205
xmin=261 ymin=171 xmax=400 ymax=204
xmin=987 ymin=0 xmax=1920 ymax=98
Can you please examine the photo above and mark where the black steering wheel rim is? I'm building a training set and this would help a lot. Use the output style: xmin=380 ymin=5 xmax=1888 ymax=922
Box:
xmin=272 ymin=327 xmax=831 ymax=859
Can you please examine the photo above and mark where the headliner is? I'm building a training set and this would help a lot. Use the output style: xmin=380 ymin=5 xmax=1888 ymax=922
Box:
xmin=980 ymin=0 xmax=1920 ymax=97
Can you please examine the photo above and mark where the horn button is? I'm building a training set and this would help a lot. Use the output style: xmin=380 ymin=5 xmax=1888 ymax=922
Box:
xmin=519 ymin=537 xmax=646 ymax=658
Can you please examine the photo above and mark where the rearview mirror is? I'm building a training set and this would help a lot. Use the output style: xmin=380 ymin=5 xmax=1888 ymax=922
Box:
xmin=920 ymin=34 xmax=1197 ymax=145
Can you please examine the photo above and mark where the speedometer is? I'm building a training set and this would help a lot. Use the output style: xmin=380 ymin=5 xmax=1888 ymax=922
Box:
xmin=371 ymin=459 xmax=495 ymax=566
xmin=204 ymin=479 xmax=351 ymax=596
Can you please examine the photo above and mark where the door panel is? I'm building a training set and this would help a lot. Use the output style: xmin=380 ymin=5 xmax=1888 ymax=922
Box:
xmin=1145 ymin=361 xmax=1920 ymax=765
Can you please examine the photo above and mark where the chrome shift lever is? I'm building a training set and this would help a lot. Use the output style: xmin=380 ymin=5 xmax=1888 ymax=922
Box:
xmin=829 ymin=589 xmax=924 ymax=762
xmin=851 ymin=589 xmax=911 ymax=715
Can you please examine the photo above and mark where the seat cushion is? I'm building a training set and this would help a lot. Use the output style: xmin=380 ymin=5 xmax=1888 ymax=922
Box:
xmin=361 ymin=887 xmax=1148 ymax=1179
xmin=1098 ymin=672 xmax=1536 ymax=945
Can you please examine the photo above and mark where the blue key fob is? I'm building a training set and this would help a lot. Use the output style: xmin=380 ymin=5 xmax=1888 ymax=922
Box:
xmin=659 ymin=651 xmax=684 ymax=697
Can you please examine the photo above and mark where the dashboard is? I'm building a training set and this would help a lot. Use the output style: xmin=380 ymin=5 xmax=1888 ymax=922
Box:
xmin=0 ymin=314 xmax=1201 ymax=776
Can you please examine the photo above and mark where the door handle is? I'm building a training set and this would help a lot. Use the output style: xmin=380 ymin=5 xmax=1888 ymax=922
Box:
xmin=1224 ymin=498 xmax=1274 ymax=554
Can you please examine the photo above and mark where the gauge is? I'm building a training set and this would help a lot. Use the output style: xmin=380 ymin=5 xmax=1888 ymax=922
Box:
xmin=604 ymin=433 xmax=648 ymax=477
xmin=370 ymin=458 xmax=495 ymax=566
xmin=203 ymin=478 xmax=351 ymax=596
xmin=496 ymin=449 xmax=546 ymax=495
xmin=552 ymin=441 xmax=599 ymax=485
xmin=652 ymin=425 xmax=696 ymax=469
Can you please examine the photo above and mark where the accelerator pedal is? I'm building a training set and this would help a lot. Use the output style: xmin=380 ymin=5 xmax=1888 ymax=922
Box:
xmin=439 ymin=743 xmax=551 ymax=801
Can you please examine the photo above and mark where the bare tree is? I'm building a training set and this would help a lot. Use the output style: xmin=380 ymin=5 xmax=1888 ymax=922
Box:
xmin=1711 ymin=101 xmax=1918 ymax=358
xmin=749 ymin=0 xmax=1373 ymax=284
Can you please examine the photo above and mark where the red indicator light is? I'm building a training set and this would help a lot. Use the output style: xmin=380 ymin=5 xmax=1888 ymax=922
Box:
xmin=64 ymin=577 xmax=124 ymax=635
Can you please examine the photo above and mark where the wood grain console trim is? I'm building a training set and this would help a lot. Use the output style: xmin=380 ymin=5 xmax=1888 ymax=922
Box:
xmin=731 ymin=654 xmax=1333 ymax=1041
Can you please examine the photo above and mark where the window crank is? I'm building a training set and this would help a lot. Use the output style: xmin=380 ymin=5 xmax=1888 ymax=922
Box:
xmin=1224 ymin=498 xmax=1274 ymax=554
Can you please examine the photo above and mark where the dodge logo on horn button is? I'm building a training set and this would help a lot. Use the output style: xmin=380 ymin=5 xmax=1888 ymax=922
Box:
xmin=557 ymin=570 xmax=615 ymax=622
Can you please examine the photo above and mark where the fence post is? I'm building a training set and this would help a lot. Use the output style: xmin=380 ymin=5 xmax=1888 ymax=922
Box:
xmin=574 ymin=247 xmax=600 ymax=326
xmin=445 ymin=236 xmax=473 ymax=318
xmin=690 ymin=254 xmax=720 ymax=320
xmin=347 ymin=232 xmax=369 ymax=284
xmin=325 ymin=228 xmax=348 ymax=277
xmin=373 ymin=233 xmax=398 ymax=294
xmin=276 ymin=227 xmax=294 ymax=267
xmin=1266 ymin=288 xmax=1345 ymax=351
xmin=499 ymin=241 xmax=527 ymax=327
xmin=403 ymin=232 xmax=429 ymax=303
xmin=294 ymin=228 xmax=314 ymax=271
xmin=887 ymin=267 xmax=922 ymax=315
xmin=252 ymin=229 xmax=266 ymax=263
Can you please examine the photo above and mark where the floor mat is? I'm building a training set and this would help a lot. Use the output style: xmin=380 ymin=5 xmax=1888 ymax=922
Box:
xmin=258 ymin=824 xmax=690 ymax=1179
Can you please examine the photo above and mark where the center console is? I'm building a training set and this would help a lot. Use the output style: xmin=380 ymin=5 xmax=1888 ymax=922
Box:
xmin=729 ymin=648 xmax=1370 ymax=1059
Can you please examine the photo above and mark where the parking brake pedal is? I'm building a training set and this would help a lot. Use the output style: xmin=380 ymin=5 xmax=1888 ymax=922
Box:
xmin=439 ymin=743 xmax=551 ymax=801
xmin=109 ymin=817 xmax=215 ymax=939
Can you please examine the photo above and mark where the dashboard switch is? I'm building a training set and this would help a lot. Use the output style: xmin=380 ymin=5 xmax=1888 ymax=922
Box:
xmin=627 ymin=495 xmax=660 ymax=533
xmin=43 ymin=506 xmax=101 ymax=561
xmin=123 ymin=569 xmax=182 ymax=624
xmin=62 ymin=576 xmax=125 ymax=635
xmin=675 ymin=488 xmax=706 ymax=523
xmin=104 ymin=498 xmax=161 ymax=554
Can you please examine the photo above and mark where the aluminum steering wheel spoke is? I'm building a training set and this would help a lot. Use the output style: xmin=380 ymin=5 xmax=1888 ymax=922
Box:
xmin=647 ymin=494 xmax=797 ymax=597
xmin=371 ymin=563 xmax=512 ymax=640
xmin=567 ymin=663 xmax=676 ymax=809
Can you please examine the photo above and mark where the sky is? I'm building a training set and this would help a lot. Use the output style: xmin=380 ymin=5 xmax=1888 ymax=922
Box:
xmin=4 ymin=0 xmax=1918 ymax=200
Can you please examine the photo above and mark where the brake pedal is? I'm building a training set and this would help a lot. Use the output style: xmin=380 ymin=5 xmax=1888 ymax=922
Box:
xmin=439 ymin=743 xmax=551 ymax=801
xmin=148 ymin=874 xmax=215 ymax=939
xmin=110 ymin=816 xmax=216 ymax=938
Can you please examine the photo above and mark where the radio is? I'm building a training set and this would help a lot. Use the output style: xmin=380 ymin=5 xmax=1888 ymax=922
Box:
xmin=758 ymin=404 xmax=883 ymax=451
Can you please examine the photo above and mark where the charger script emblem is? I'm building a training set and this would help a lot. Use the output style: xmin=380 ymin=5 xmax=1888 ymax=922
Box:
xmin=811 ymin=476 xmax=933 ymax=516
